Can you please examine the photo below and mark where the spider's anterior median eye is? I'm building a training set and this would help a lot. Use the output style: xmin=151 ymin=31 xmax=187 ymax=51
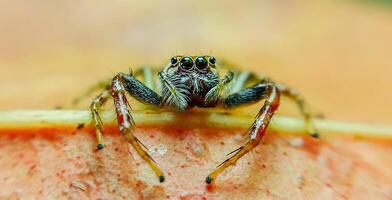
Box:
xmin=195 ymin=57 xmax=208 ymax=70
xmin=171 ymin=57 xmax=178 ymax=65
xmin=209 ymin=56 xmax=216 ymax=65
xmin=180 ymin=56 xmax=194 ymax=70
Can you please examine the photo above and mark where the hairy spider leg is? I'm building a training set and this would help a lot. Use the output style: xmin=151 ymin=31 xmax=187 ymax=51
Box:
xmin=205 ymin=82 xmax=280 ymax=184
xmin=276 ymin=84 xmax=319 ymax=138
xmin=90 ymin=90 xmax=111 ymax=150
xmin=75 ymin=67 xmax=152 ymax=105
xmin=89 ymin=68 xmax=155 ymax=149
xmin=74 ymin=81 xmax=111 ymax=105
xmin=94 ymin=72 xmax=165 ymax=182
xmin=230 ymin=71 xmax=319 ymax=138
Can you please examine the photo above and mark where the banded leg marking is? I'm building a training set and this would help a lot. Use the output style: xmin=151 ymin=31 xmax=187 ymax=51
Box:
xmin=206 ymin=84 xmax=280 ymax=184
xmin=111 ymin=73 xmax=165 ymax=182
xmin=277 ymin=84 xmax=319 ymax=138
xmin=90 ymin=90 xmax=110 ymax=150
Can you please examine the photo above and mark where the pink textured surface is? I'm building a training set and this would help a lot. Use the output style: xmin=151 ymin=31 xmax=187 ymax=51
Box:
xmin=0 ymin=127 xmax=391 ymax=199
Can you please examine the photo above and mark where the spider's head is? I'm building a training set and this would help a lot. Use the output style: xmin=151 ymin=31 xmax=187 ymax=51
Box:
xmin=159 ymin=55 xmax=220 ymax=109
xmin=168 ymin=55 xmax=216 ymax=74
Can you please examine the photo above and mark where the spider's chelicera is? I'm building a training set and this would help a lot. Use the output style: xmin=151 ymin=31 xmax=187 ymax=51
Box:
xmin=90 ymin=55 xmax=318 ymax=184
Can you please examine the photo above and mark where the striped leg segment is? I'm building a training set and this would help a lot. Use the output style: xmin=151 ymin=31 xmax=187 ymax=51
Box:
xmin=110 ymin=73 xmax=165 ymax=182
xmin=206 ymin=83 xmax=280 ymax=184
xmin=74 ymin=81 xmax=111 ymax=105
xmin=277 ymin=84 xmax=319 ymax=138
xmin=90 ymin=90 xmax=110 ymax=150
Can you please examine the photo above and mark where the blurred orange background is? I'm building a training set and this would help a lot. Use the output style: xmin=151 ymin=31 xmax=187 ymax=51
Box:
xmin=1 ymin=1 xmax=392 ymax=199
xmin=0 ymin=1 xmax=391 ymax=121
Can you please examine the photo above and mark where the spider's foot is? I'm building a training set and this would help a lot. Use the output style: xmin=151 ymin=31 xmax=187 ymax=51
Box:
xmin=97 ymin=144 xmax=105 ymax=150
xmin=311 ymin=131 xmax=320 ymax=138
xmin=159 ymin=175 xmax=165 ymax=183
xmin=205 ymin=176 xmax=213 ymax=184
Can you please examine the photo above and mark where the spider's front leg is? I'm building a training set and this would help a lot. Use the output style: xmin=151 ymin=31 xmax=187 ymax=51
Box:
xmin=206 ymin=81 xmax=280 ymax=184
xmin=77 ymin=67 xmax=153 ymax=105
xmin=91 ymin=72 xmax=165 ymax=183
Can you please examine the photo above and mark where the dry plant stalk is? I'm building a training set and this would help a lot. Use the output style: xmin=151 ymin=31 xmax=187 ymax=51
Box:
xmin=0 ymin=110 xmax=391 ymax=139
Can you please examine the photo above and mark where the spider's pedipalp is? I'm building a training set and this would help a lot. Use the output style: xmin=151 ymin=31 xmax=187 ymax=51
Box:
xmin=204 ymin=71 xmax=234 ymax=105
xmin=158 ymin=71 xmax=190 ymax=111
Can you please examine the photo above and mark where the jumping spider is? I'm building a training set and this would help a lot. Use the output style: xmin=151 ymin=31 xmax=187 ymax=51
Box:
xmin=90 ymin=55 xmax=318 ymax=184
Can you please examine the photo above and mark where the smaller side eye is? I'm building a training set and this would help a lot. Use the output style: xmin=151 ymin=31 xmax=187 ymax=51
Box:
xmin=209 ymin=56 xmax=216 ymax=65
xmin=171 ymin=57 xmax=178 ymax=65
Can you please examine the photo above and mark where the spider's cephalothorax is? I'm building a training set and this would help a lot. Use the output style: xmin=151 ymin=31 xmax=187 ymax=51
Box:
xmin=158 ymin=55 xmax=227 ymax=110
xmin=90 ymin=55 xmax=318 ymax=184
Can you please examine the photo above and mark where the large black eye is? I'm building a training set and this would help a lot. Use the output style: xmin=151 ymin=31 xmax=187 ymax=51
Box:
xmin=171 ymin=57 xmax=178 ymax=65
xmin=180 ymin=56 xmax=194 ymax=70
xmin=195 ymin=57 xmax=208 ymax=70
xmin=209 ymin=56 xmax=216 ymax=65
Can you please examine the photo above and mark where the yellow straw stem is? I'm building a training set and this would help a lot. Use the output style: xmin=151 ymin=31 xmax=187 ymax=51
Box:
xmin=0 ymin=110 xmax=391 ymax=139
